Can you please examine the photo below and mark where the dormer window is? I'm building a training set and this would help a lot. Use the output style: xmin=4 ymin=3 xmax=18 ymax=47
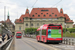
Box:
xmin=32 ymin=15 xmax=34 ymax=17
xmin=44 ymin=15 xmax=46 ymax=17
xmin=26 ymin=11 xmax=28 ymax=13
xmin=47 ymin=13 xmax=48 ymax=14
xmin=61 ymin=11 xmax=62 ymax=13
xmin=52 ymin=13 xmax=54 ymax=14
xmin=41 ymin=13 xmax=43 ymax=14
xmin=55 ymin=14 xmax=57 ymax=17
xmin=49 ymin=15 xmax=51 ymax=17
xmin=20 ymin=19 xmax=21 ymax=21
xmin=67 ymin=19 xmax=69 ymax=21
xmin=35 ymin=13 xmax=37 ymax=14
xmin=38 ymin=15 xmax=40 ymax=17
xmin=26 ymin=17 xmax=28 ymax=20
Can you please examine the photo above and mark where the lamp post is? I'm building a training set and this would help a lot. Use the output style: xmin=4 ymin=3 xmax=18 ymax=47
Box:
xmin=65 ymin=23 xmax=66 ymax=37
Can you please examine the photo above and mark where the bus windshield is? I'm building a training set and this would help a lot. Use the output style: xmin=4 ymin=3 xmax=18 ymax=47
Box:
xmin=16 ymin=33 xmax=21 ymax=36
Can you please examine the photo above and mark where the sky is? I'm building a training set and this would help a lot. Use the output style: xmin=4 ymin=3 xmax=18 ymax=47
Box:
xmin=0 ymin=0 xmax=75 ymax=24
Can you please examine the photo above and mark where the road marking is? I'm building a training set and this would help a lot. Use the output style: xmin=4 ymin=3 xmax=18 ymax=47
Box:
xmin=22 ymin=39 xmax=45 ymax=50
xmin=21 ymin=39 xmax=35 ymax=50
xmin=23 ymin=38 xmax=61 ymax=50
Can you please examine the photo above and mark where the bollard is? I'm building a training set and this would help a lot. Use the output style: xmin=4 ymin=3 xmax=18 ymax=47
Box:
xmin=69 ymin=39 xmax=70 ymax=45
xmin=66 ymin=39 xmax=68 ymax=44
xmin=72 ymin=39 xmax=74 ymax=45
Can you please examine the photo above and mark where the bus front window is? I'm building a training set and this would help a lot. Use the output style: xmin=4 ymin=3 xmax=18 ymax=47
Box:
xmin=16 ymin=33 xmax=21 ymax=36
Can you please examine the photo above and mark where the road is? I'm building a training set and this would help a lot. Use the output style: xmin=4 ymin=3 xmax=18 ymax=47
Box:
xmin=15 ymin=37 xmax=75 ymax=50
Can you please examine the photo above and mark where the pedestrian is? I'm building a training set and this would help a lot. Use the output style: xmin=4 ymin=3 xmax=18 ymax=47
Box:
xmin=7 ymin=33 xmax=10 ymax=40
xmin=0 ymin=35 xmax=2 ymax=44
xmin=2 ymin=33 xmax=5 ymax=42
xmin=4 ymin=34 xmax=8 ymax=42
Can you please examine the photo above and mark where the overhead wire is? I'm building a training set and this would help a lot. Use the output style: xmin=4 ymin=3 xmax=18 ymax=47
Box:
xmin=31 ymin=0 xmax=38 ymax=8
xmin=52 ymin=0 xmax=62 ymax=7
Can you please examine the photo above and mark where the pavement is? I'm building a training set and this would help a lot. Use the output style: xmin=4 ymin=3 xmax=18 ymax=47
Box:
xmin=15 ymin=37 xmax=61 ymax=50
xmin=15 ymin=37 xmax=75 ymax=50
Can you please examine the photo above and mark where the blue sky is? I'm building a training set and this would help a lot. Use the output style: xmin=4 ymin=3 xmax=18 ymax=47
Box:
xmin=0 ymin=0 xmax=75 ymax=24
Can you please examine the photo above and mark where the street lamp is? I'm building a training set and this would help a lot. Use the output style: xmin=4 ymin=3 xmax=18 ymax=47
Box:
xmin=65 ymin=23 xmax=66 ymax=37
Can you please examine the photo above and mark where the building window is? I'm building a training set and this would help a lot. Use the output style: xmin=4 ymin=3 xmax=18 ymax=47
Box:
xmin=52 ymin=13 xmax=54 ymax=14
xmin=26 ymin=11 xmax=28 ymax=13
xmin=42 ymin=19 xmax=46 ymax=20
xmin=41 ymin=13 xmax=43 ymax=14
xmin=67 ymin=26 xmax=69 ymax=28
xmin=38 ymin=15 xmax=40 ymax=17
xmin=26 ymin=17 xmax=28 ymax=20
xmin=31 ymin=23 xmax=33 ymax=26
xmin=49 ymin=19 xmax=52 ymax=20
xmin=19 ymin=26 xmax=21 ymax=30
xmin=61 ymin=23 xmax=62 ymax=25
xmin=55 ymin=14 xmax=57 ymax=17
xmin=37 ymin=23 xmax=39 ymax=26
xmin=32 ymin=15 xmax=34 ymax=17
xmin=44 ymin=15 xmax=46 ymax=17
xmin=32 ymin=19 xmax=34 ymax=20
xmin=35 ymin=13 xmax=37 ymax=14
xmin=47 ymin=13 xmax=48 ymax=14
xmin=54 ymin=18 xmax=57 ymax=20
xmin=49 ymin=15 xmax=51 ymax=17
xmin=41 ymin=10 xmax=49 ymax=11
xmin=26 ymin=23 xmax=28 ymax=26
xmin=37 ymin=19 xmax=40 ymax=20
xmin=20 ymin=19 xmax=21 ymax=21
xmin=67 ymin=19 xmax=69 ymax=21
xmin=61 ymin=11 xmax=62 ymax=13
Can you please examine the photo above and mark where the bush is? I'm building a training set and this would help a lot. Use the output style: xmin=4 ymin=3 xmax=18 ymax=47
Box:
xmin=25 ymin=28 xmax=38 ymax=34
xmin=63 ymin=28 xmax=75 ymax=33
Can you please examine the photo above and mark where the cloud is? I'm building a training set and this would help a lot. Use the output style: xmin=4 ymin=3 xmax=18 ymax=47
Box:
xmin=0 ymin=0 xmax=75 ymax=24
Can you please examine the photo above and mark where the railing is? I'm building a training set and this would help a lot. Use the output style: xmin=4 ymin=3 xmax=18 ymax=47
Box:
xmin=62 ymin=37 xmax=75 ymax=45
xmin=24 ymin=35 xmax=75 ymax=45
xmin=0 ymin=36 xmax=15 ymax=50
xmin=6 ymin=36 xmax=15 ymax=50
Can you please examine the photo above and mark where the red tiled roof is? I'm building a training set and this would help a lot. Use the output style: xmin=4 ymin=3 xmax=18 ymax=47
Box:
xmin=15 ymin=9 xmax=30 ymax=23
xmin=15 ymin=8 xmax=74 ymax=23
xmin=0 ymin=21 xmax=4 ymax=23
xmin=5 ymin=19 xmax=13 ymax=24
xmin=30 ymin=8 xmax=59 ymax=18
xmin=64 ymin=14 xmax=73 ymax=23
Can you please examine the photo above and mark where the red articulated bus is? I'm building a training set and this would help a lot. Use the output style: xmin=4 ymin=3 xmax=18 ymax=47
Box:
xmin=36 ymin=24 xmax=63 ymax=43
xmin=16 ymin=32 xmax=22 ymax=38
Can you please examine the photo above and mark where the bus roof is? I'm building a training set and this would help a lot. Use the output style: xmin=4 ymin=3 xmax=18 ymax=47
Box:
xmin=37 ymin=24 xmax=61 ymax=31
xmin=37 ymin=24 xmax=48 ymax=31
xmin=16 ymin=32 xmax=22 ymax=33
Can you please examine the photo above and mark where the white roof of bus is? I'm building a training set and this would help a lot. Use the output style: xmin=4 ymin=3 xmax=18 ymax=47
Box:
xmin=37 ymin=24 xmax=48 ymax=31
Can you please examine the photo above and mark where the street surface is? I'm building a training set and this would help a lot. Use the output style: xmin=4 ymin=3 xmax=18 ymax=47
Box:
xmin=15 ymin=37 xmax=75 ymax=50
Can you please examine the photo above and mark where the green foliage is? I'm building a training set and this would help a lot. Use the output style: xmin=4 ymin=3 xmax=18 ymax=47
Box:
xmin=25 ymin=28 xmax=38 ymax=34
xmin=63 ymin=32 xmax=75 ymax=37
xmin=63 ymin=28 xmax=75 ymax=33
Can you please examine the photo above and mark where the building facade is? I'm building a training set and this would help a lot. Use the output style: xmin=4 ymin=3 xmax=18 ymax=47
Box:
xmin=15 ymin=8 xmax=74 ymax=33
xmin=0 ymin=12 xmax=15 ymax=35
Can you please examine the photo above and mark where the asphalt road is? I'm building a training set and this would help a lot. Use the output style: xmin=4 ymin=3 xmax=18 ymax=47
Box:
xmin=15 ymin=37 xmax=75 ymax=50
